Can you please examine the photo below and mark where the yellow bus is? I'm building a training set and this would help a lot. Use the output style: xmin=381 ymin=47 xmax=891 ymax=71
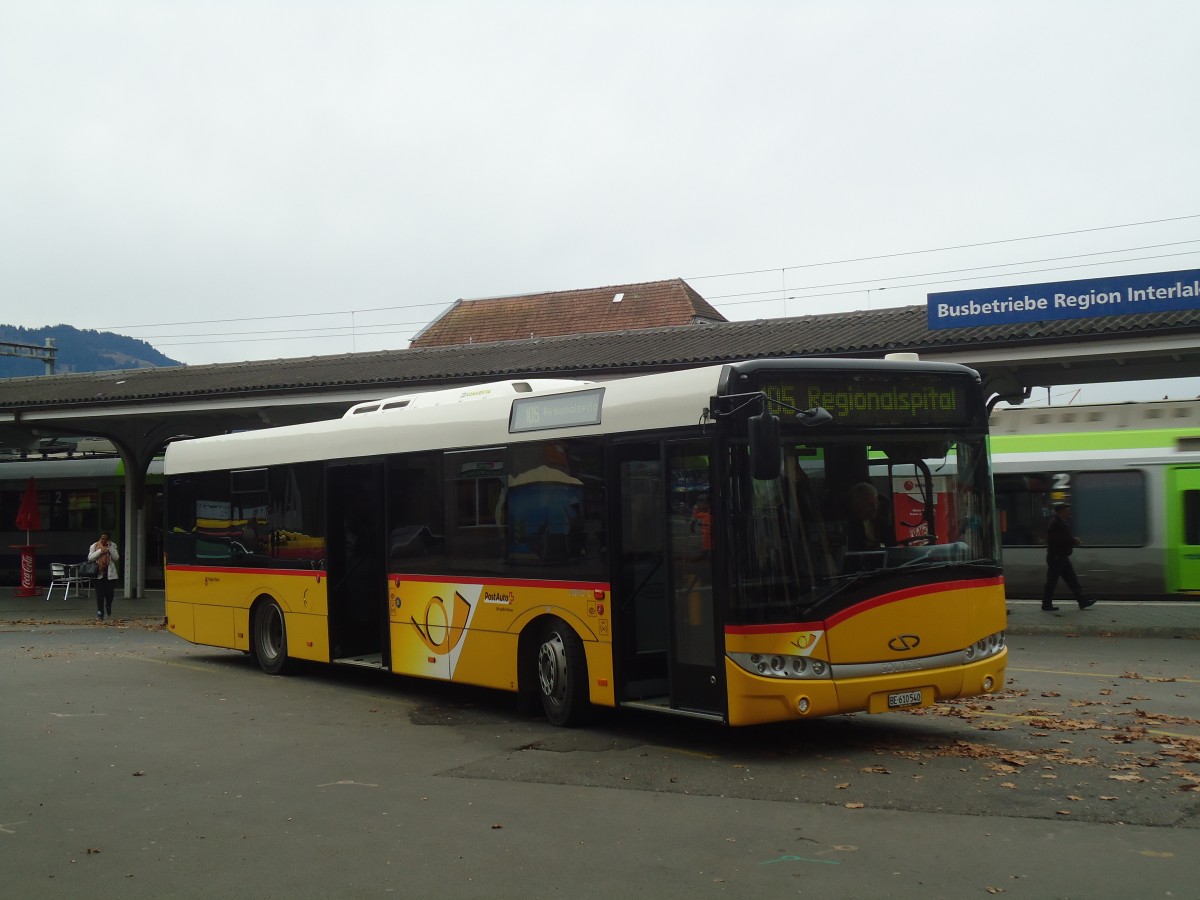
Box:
xmin=163 ymin=357 xmax=1007 ymax=726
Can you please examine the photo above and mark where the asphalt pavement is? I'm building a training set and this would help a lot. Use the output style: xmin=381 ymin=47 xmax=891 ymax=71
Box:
xmin=3 ymin=587 xmax=1200 ymax=639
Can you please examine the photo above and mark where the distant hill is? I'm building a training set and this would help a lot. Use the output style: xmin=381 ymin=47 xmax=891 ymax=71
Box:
xmin=0 ymin=325 xmax=181 ymax=377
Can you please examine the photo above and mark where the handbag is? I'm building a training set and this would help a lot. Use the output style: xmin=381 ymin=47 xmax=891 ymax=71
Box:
xmin=79 ymin=560 xmax=100 ymax=578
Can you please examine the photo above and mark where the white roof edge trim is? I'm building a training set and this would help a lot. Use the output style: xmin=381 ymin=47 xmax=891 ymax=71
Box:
xmin=342 ymin=378 xmax=593 ymax=418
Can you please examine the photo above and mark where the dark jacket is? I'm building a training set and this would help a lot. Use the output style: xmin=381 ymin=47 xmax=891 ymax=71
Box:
xmin=1045 ymin=515 xmax=1075 ymax=557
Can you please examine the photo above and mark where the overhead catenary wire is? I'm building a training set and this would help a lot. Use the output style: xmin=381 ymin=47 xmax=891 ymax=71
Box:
xmin=156 ymin=245 xmax=1200 ymax=346
xmin=715 ymin=248 xmax=1200 ymax=309
xmin=685 ymin=213 xmax=1200 ymax=281
xmin=105 ymin=214 xmax=1200 ymax=346
xmin=703 ymin=240 xmax=1200 ymax=304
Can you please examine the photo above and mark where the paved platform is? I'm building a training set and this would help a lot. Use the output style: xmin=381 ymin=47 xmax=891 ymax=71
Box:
xmin=4 ymin=589 xmax=1200 ymax=639
xmin=1004 ymin=598 xmax=1200 ymax=639
xmin=1 ymin=588 xmax=167 ymax=626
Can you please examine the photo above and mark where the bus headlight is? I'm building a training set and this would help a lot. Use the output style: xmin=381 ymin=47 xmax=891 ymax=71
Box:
xmin=964 ymin=630 xmax=1006 ymax=662
xmin=729 ymin=651 xmax=832 ymax=680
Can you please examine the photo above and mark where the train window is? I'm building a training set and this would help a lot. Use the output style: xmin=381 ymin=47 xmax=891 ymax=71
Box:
xmin=1073 ymin=471 xmax=1146 ymax=547
xmin=1184 ymin=491 xmax=1200 ymax=545
xmin=994 ymin=473 xmax=1052 ymax=546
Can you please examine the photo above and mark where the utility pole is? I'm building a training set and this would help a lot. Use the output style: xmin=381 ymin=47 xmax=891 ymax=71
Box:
xmin=0 ymin=338 xmax=56 ymax=375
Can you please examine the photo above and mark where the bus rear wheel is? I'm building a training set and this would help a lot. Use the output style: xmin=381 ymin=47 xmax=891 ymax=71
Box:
xmin=252 ymin=600 xmax=292 ymax=676
xmin=536 ymin=618 xmax=590 ymax=727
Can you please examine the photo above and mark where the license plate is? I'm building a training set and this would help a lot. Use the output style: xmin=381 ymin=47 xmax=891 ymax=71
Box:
xmin=887 ymin=690 xmax=923 ymax=708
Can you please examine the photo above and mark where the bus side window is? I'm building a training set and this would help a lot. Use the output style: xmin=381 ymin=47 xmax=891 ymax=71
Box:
xmin=387 ymin=452 xmax=445 ymax=571
xmin=444 ymin=450 xmax=506 ymax=574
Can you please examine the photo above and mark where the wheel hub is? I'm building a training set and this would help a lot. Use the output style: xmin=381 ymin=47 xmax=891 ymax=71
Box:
xmin=538 ymin=632 xmax=566 ymax=700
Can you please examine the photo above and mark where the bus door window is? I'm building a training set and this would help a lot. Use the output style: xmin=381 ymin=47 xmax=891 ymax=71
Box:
xmin=667 ymin=442 xmax=715 ymax=668
xmin=613 ymin=445 xmax=669 ymax=700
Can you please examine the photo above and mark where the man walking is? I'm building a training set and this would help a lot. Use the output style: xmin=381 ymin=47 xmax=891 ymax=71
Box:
xmin=1043 ymin=501 xmax=1096 ymax=611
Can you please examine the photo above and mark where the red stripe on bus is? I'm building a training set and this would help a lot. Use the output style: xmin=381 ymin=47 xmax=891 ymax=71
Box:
xmin=823 ymin=577 xmax=1004 ymax=629
xmin=724 ymin=576 xmax=1004 ymax=635
xmin=725 ymin=620 xmax=825 ymax=635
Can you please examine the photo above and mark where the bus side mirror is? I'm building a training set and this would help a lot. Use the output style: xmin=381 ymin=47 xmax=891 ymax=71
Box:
xmin=749 ymin=410 xmax=781 ymax=480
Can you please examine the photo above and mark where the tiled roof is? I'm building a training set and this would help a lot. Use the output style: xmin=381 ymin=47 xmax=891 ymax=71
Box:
xmin=1 ymin=303 xmax=1197 ymax=410
xmin=409 ymin=278 xmax=726 ymax=347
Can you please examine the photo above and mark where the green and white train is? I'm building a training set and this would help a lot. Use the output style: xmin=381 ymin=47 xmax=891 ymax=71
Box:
xmin=988 ymin=398 xmax=1200 ymax=599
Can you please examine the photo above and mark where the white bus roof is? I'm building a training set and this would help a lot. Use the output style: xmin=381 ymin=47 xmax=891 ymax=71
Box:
xmin=165 ymin=365 xmax=727 ymax=475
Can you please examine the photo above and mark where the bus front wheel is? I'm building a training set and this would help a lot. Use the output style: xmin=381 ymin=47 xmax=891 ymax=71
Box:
xmin=252 ymin=600 xmax=292 ymax=676
xmin=536 ymin=618 xmax=590 ymax=727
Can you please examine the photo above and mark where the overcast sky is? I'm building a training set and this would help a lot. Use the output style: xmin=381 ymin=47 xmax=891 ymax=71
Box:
xmin=1 ymin=1 xmax=1197 ymax=403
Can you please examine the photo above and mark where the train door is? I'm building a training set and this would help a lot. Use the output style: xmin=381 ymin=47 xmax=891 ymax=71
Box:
xmin=1165 ymin=466 xmax=1200 ymax=593
xmin=326 ymin=461 xmax=389 ymax=665
xmin=611 ymin=440 xmax=723 ymax=718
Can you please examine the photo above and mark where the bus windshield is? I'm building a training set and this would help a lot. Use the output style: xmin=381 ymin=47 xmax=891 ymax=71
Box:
xmin=725 ymin=431 xmax=999 ymax=624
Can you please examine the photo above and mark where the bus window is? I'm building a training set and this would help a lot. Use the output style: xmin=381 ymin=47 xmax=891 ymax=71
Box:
xmin=266 ymin=463 xmax=325 ymax=565
xmin=445 ymin=448 xmax=506 ymax=574
xmin=726 ymin=434 xmax=997 ymax=623
xmin=501 ymin=439 xmax=605 ymax=579
xmin=387 ymin=451 xmax=445 ymax=570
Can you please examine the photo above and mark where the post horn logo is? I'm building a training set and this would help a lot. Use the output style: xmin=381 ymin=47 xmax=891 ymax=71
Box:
xmin=413 ymin=591 xmax=472 ymax=655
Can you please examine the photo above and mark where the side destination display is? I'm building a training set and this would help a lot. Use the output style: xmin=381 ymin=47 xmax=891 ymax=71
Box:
xmin=509 ymin=387 xmax=605 ymax=433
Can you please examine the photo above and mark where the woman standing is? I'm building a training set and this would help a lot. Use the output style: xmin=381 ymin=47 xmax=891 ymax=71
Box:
xmin=88 ymin=532 xmax=120 ymax=620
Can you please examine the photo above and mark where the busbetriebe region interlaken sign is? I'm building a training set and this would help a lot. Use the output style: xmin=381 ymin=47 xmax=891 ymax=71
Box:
xmin=927 ymin=268 xmax=1200 ymax=330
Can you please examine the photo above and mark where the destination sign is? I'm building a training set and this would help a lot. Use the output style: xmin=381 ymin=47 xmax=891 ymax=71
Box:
xmin=756 ymin=373 xmax=977 ymax=428
xmin=509 ymin=388 xmax=605 ymax=433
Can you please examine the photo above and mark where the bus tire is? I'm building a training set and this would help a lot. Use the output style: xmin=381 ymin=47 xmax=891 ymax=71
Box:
xmin=252 ymin=600 xmax=292 ymax=676
xmin=536 ymin=618 xmax=590 ymax=727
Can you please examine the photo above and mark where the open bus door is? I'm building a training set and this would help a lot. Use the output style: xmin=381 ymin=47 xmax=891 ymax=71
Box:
xmin=326 ymin=461 xmax=389 ymax=666
xmin=1166 ymin=466 xmax=1200 ymax=593
xmin=611 ymin=441 xmax=724 ymax=719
